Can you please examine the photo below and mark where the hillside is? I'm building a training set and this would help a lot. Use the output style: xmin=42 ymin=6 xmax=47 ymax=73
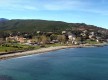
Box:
xmin=0 ymin=18 xmax=8 ymax=22
xmin=0 ymin=19 xmax=107 ymax=33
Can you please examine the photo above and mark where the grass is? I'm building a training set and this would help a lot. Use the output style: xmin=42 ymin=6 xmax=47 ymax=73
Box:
xmin=0 ymin=43 xmax=35 ymax=53
xmin=0 ymin=46 xmax=18 ymax=52
xmin=85 ymin=39 xmax=99 ymax=44
xmin=0 ymin=43 xmax=64 ymax=53
xmin=0 ymin=40 xmax=102 ymax=53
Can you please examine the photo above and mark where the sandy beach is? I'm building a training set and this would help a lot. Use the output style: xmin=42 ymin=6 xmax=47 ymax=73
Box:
xmin=0 ymin=43 xmax=107 ymax=60
xmin=0 ymin=46 xmax=74 ymax=60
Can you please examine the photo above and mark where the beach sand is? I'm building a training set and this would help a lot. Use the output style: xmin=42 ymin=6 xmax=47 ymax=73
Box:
xmin=0 ymin=43 xmax=107 ymax=60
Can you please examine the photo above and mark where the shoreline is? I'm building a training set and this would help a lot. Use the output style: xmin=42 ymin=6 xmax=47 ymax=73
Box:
xmin=0 ymin=43 xmax=107 ymax=60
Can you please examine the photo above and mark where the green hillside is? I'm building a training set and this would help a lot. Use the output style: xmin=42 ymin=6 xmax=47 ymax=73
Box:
xmin=0 ymin=19 xmax=107 ymax=33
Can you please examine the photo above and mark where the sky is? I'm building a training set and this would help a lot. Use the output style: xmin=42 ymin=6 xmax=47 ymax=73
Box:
xmin=0 ymin=0 xmax=108 ymax=29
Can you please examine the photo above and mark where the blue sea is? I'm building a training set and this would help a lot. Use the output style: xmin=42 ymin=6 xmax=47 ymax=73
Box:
xmin=0 ymin=46 xmax=108 ymax=80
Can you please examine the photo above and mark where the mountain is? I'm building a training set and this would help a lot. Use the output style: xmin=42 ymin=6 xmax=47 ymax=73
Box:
xmin=0 ymin=18 xmax=8 ymax=22
xmin=0 ymin=19 xmax=107 ymax=33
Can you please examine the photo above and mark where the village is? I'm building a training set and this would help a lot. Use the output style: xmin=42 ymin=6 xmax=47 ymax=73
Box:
xmin=0 ymin=27 xmax=108 ymax=53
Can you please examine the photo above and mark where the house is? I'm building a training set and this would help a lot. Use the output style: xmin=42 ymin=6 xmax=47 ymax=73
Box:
xmin=67 ymin=32 xmax=77 ymax=44
xmin=89 ymin=32 xmax=96 ymax=40
xmin=27 ymin=39 xmax=32 ymax=43
xmin=17 ymin=37 xmax=26 ymax=43
xmin=50 ymin=40 xmax=59 ymax=44
xmin=62 ymin=31 xmax=66 ymax=34
xmin=37 ymin=31 xmax=41 ymax=34
xmin=6 ymin=36 xmax=26 ymax=43
xmin=96 ymin=36 xmax=102 ymax=43
xmin=80 ymin=30 xmax=88 ymax=39
xmin=6 ymin=36 xmax=18 ymax=42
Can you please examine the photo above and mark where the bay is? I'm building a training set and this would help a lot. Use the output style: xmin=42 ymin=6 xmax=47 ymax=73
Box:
xmin=0 ymin=46 xmax=108 ymax=80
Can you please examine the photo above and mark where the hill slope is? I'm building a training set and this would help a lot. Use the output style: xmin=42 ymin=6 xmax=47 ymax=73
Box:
xmin=0 ymin=19 xmax=107 ymax=33
xmin=0 ymin=18 xmax=8 ymax=22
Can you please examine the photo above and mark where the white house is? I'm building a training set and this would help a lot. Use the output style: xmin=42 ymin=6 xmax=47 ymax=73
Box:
xmin=67 ymin=32 xmax=77 ymax=44
xmin=89 ymin=32 xmax=95 ymax=40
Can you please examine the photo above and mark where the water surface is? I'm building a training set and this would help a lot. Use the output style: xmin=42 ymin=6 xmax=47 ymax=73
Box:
xmin=0 ymin=46 xmax=108 ymax=80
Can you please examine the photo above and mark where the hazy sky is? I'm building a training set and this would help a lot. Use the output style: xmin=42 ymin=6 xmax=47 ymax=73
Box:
xmin=0 ymin=0 xmax=108 ymax=29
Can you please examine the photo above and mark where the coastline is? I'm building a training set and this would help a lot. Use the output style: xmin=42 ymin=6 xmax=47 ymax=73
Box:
xmin=0 ymin=43 xmax=107 ymax=60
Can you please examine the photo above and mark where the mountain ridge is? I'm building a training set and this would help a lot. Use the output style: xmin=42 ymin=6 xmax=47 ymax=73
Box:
xmin=0 ymin=19 xmax=107 ymax=33
xmin=0 ymin=18 xmax=8 ymax=22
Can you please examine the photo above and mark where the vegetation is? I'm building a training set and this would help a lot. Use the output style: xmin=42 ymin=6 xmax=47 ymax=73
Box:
xmin=0 ymin=18 xmax=108 ymax=54
xmin=0 ymin=43 xmax=34 ymax=53
xmin=0 ymin=19 xmax=107 ymax=33
xmin=85 ymin=40 xmax=99 ymax=44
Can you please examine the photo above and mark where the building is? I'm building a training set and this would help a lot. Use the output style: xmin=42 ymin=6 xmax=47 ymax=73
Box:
xmin=67 ymin=32 xmax=77 ymax=44
xmin=6 ymin=36 xmax=26 ymax=43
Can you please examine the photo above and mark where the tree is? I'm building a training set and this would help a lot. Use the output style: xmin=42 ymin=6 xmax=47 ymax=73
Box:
xmin=40 ymin=35 xmax=48 ymax=45
xmin=50 ymin=34 xmax=57 ymax=41
xmin=76 ymin=37 xmax=81 ymax=44
xmin=57 ymin=35 xmax=66 ymax=44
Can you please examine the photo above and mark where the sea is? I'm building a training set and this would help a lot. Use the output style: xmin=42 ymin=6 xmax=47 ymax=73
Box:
xmin=0 ymin=46 xmax=108 ymax=80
